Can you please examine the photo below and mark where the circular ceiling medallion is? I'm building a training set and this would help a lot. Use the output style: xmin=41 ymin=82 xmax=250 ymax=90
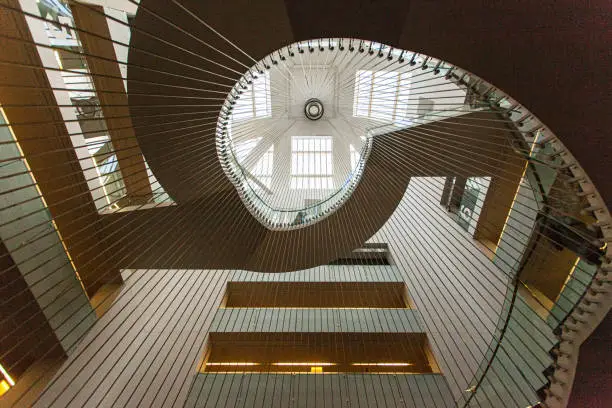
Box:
xmin=304 ymin=98 xmax=324 ymax=120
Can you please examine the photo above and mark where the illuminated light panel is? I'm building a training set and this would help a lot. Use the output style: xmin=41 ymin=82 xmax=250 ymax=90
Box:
xmin=0 ymin=380 xmax=10 ymax=397
xmin=272 ymin=362 xmax=336 ymax=366
xmin=555 ymin=257 xmax=582 ymax=303
xmin=351 ymin=363 xmax=413 ymax=366
xmin=311 ymin=366 xmax=323 ymax=373
xmin=219 ymin=307 xmax=409 ymax=310
xmin=205 ymin=362 xmax=259 ymax=366
xmin=0 ymin=363 xmax=15 ymax=386
xmin=569 ymin=257 xmax=581 ymax=275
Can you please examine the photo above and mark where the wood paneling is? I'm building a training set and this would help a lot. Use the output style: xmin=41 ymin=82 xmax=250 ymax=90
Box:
xmin=32 ymin=266 xmax=449 ymax=407
xmin=209 ymin=308 xmax=423 ymax=333
xmin=187 ymin=373 xmax=454 ymax=408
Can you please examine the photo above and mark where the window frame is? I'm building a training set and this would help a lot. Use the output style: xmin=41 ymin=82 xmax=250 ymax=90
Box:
xmin=232 ymin=71 xmax=272 ymax=121
xmin=290 ymin=136 xmax=333 ymax=190
xmin=353 ymin=69 xmax=411 ymax=124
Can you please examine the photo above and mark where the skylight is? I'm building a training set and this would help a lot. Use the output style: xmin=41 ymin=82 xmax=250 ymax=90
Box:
xmin=290 ymin=136 xmax=333 ymax=190
xmin=353 ymin=70 xmax=411 ymax=126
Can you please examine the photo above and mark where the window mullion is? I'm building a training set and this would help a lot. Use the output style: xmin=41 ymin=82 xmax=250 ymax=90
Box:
xmin=368 ymin=71 xmax=375 ymax=116
xmin=392 ymin=73 xmax=401 ymax=121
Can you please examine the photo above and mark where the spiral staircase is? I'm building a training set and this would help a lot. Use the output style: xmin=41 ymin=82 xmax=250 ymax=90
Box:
xmin=0 ymin=1 xmax=609 ymax=407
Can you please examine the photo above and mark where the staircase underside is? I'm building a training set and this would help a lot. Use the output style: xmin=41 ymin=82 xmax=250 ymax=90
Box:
xmin=108 ymin=0 xmax=610 ymax=273
xmin=126 ymin=0 xmax=611 ymax=211
xmin=103 ymin=108 xmax=523 ymax=271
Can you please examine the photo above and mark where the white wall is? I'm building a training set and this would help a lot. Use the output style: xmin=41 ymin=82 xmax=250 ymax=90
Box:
xmin=103 ymin=7 xmax=130 ymax=92
xmin=35 ymin=265 xmax=443 ymax=407
xmin=75 ymin=0 xmax=139 ymax=15
xmin=369 ymin=177 xmax=511 ymax=404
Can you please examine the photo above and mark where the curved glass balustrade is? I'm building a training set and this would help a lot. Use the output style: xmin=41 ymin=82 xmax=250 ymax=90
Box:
xmin=218 ymin=130 xmax=373 ymax=230
xmin=216 ymin=40 xmax=483 ymax=230
xmin=440 ymin=70 xmax=608 ymax=408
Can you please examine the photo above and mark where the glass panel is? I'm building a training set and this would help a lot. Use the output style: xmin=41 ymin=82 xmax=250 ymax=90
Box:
xmin=350 ymin=144 xmax=360 ymax=171
xmin=251 ymin=145 xmax=274 ymax=189
xmin=234 ymin=137 xmax=262 ymax=161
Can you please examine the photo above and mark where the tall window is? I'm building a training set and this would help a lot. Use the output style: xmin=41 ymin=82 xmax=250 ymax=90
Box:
xmin=353 ymin=70 xmax=411 ymax=124
xmin=251 ymin=145 xmax=274 ymax=189
xmin=232 ymin=71 xmax=272 ymax=121
xmin=291 ymin=136 xmax=333 ymax=189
